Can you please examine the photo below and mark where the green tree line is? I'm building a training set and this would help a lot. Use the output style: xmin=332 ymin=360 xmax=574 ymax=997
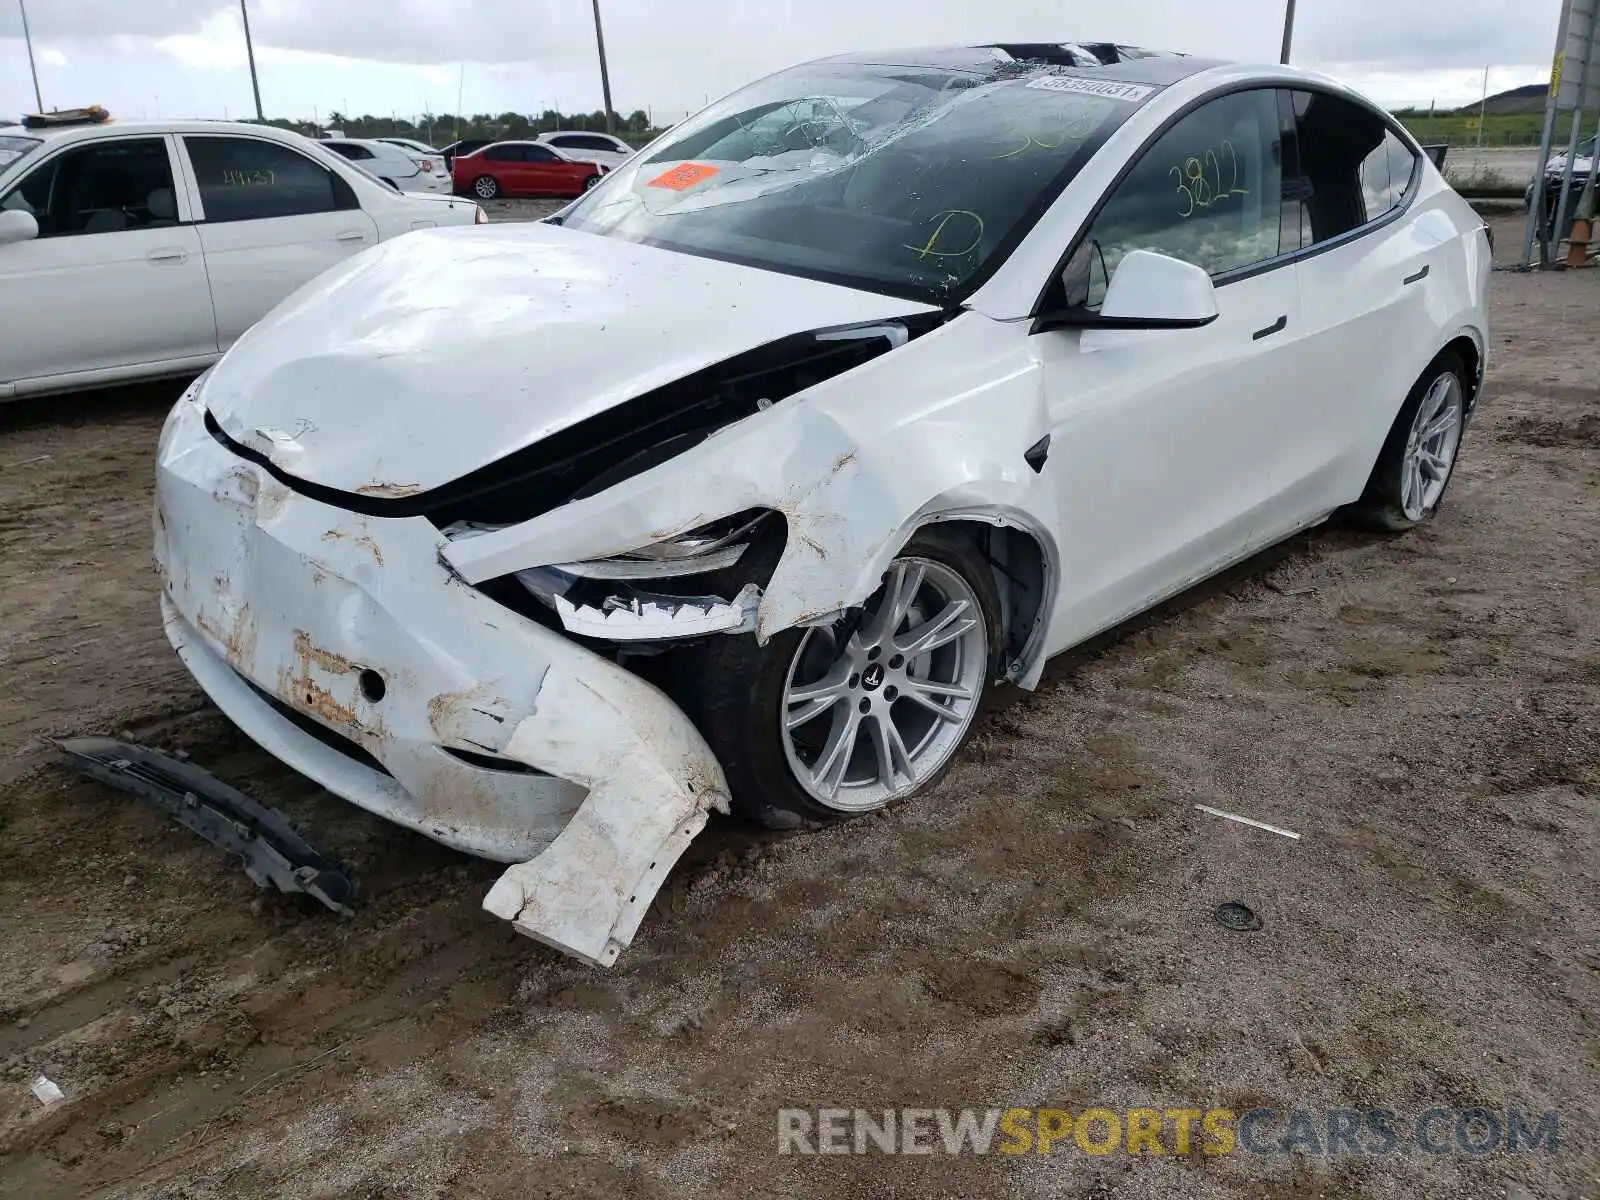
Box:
xmin=255 ymin=104 xmax=1566 ymax=152
xmin=265 ymin=109 xmax=664 ymax=147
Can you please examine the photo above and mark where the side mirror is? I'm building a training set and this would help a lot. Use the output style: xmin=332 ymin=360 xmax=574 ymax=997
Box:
xmin=1034 ymin=249 xmax=1219 ymax=333
xmin=0 ymin=209 xmax=39 ymax=246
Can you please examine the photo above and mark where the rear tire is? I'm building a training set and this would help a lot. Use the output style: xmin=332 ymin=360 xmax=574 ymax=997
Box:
xmin=583 ymin=174 xmax=602 ymax=191
xmin=671 ymin=527 xmax=1002 ymax=830
xmin=473 ymin=175 xmax=499 ymax=200
xmin=1349 ymin=352 xmax=1469 ymax=531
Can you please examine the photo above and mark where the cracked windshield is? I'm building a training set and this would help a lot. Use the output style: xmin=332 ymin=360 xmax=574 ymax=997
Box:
xmin=560 ymin=62 xmax=1144 ymax=303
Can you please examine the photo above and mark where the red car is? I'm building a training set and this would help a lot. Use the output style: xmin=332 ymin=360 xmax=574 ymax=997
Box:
xmin=452 ymin=141 xmax=609 ymax=200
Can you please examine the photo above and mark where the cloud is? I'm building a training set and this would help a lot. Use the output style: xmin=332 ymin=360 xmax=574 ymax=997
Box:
xmin=0 ymin=0 xmax=1558 ymax=121
xmin=40 ymin=49 xmax=68 ymax=68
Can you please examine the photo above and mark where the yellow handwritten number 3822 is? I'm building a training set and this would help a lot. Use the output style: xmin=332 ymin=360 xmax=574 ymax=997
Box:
xmin=1171 ymin=141 xmax=1248 ymax=218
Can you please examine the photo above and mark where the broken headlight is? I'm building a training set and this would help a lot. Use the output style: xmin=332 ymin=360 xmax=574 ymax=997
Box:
xmin=551 ymin=509 xmax=772 ymax=580
xmin=500 ymin=509 xmax=778 ymax=644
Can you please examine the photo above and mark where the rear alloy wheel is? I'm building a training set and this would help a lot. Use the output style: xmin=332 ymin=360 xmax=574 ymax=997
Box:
xmin=1352 ymin=353 xmax=1469 ymax=531
xmin=473 ymin=175 xmax=499 ymax=200
xmin=583 ymin=174 xmax=602 ymax=191
xmin=673 ymin=528 xmax=1001 ymax=829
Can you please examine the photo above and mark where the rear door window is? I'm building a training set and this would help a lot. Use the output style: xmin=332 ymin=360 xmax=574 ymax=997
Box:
xmin=559 ymin=135 xmax=622 ymax=153
xmin=1283 ymin=91 xmax=1418 ymax=246
xmin=184 ymin=136 xmax=344 ymax=222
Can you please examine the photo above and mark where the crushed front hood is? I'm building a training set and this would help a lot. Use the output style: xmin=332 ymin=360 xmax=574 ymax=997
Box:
xmin=202 ymin=222 xmax=935 ymax=496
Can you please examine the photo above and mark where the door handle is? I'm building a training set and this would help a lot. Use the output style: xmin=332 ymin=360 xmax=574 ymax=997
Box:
xmin=147 ymin=248 xmax=187 ymax=264
xmin=1402 ymin=265 xmax=1430 ymax=285
xmin=336 ymin=230 xmax=368 ymax=243
xmin=1252 ymin=314 xmax=1288 ymax=341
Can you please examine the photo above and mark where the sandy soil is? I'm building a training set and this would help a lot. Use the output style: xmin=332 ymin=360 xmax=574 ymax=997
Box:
xmin=0 ymin=213 xmax=1595 ymax=1199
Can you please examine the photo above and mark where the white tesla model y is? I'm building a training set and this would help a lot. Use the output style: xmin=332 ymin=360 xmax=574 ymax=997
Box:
xmin=155 ymin=43 xmax=1491 ymax=964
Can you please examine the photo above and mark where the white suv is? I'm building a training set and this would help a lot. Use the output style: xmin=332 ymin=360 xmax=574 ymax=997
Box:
xmin=0 ymin=120 xmax=485 ymax=400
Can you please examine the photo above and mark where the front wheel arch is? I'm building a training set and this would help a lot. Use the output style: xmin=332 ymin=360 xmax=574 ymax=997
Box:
xmin=913 ymin=516 xmax=1055 ymax=689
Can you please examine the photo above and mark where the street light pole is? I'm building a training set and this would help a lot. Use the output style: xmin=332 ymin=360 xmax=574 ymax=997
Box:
xmin=240 ymin=0 xmax=265 ymax=120
xmin=18 ymin=0 xmax=43 ymax=112
xmin=1280 ymin=0 xmax=1298 ymax=64
xmin=590 ymin=0 xmax=616 ymax=135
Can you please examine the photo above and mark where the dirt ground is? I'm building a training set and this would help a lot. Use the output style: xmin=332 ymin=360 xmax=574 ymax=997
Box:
xmin=0 ymin=212 xmax=1595 ymax=1199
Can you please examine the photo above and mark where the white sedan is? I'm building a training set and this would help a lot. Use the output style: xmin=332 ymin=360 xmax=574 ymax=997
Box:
xmin=0 ymin=120 xmax=484 ymax=399
xmin=377 ymin=136 xmax=442 ymax=157
xmin=154 ymin=45 xmax=1489 ymax=964
xmin=320 ymin=137 xmax=452 ymax=194
xmin=536 ymin=130 xmax=635 ymax=168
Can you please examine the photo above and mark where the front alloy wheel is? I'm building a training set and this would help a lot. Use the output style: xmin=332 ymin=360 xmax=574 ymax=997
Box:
xmin=781 ymin=558 xmax=987 ymax=812
xmin=671 ymin=527 xmax=1001 ymax=829
xmin=473 ymin=175 xmax=499 ymax=200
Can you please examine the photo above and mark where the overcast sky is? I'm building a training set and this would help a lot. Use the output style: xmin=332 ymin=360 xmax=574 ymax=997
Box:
xmin=0 ymin=0 xmax=1557 ymax=127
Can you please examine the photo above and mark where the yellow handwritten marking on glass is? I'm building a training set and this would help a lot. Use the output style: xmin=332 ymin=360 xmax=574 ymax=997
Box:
xmin=989 ymin=112 xmax=1097 ymax=159
xmin=221 ymin=168 xmax=276 ymax=187
xmin=1170 ymin=140 xmax=1248 ymax=217
xmin=904 ymin=209 xmax=985 ymax=259
xmin=991 ymin=133 xmax=1059 ymax=159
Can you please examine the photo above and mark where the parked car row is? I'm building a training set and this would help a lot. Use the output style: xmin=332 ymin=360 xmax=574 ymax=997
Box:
xmin=451 ymin=140 xmax=614 ymax=199
xmin=421 ymin=131 xmax=638 ymax=196
xmin=0 ymin=119 xmax=485 ymax=399
xmin=0 ymin=115 xmax=644 ymax=400
xmin=434 ymin=131 xmax=634 ymax=170
xmin=320 ymin=138 xmax=453 ymax=195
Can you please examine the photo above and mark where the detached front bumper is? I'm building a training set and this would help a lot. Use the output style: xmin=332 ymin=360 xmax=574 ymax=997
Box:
xmin=153 ymin=387 xmax=729 ymax=966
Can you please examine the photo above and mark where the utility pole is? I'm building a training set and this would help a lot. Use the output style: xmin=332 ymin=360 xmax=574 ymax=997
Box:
xmin=1279 ymin=0 xmax=1297 ymax=64
xmin=1475 ymin=65 xmax=1489 ymax=158
xmin=1549 ymin=10 xmax=1600 ymax=263
xmin=240 ymin=0 xmax=264 ymax=120
xmin=590 ymin=0 xmax=615 ymax=135
xmin=454 ymin=63 xmax=464 ymax=140
xmin=1523 ymin=0 xmax=1578 ymax=266
xmin=18 ymin=0 xmax=43 ymax=112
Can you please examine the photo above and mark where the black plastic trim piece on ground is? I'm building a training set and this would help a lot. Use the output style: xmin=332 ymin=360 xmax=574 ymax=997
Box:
xmin=55 ymin=737 xmax=359 ymax=916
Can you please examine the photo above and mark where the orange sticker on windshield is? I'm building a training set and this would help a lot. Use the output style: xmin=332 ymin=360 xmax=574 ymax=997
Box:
xmin=648 ymin=162 xmax=720 ymax=191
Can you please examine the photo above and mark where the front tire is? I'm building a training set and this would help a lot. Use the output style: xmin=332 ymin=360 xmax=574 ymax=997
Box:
xmin=583 ymin=174 xmax=602 ymax=191
xmin=673 ymin=527 xmax=1002 ymax=829
xmin=473 ymin=175 xmax=499 ymax=200
xmin=1351 ymin=352 xmax=1469 ymax=531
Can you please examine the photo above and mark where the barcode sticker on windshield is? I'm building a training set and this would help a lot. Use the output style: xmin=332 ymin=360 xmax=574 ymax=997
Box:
xmin=1026 ymin=76 xmax=1155 ymax=103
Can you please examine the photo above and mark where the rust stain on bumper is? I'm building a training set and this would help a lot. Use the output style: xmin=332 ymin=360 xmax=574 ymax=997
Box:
xmin=277 ymin=629 xmax=374 ymax=735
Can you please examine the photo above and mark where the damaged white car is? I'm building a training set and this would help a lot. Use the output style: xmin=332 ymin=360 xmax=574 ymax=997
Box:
xmin=155 ymin=44 xmax=1491 ymax=965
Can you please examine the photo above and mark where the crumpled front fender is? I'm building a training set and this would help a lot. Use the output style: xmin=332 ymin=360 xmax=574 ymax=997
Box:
xmin=443 ymin=312 xmax=1058 ymax=665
